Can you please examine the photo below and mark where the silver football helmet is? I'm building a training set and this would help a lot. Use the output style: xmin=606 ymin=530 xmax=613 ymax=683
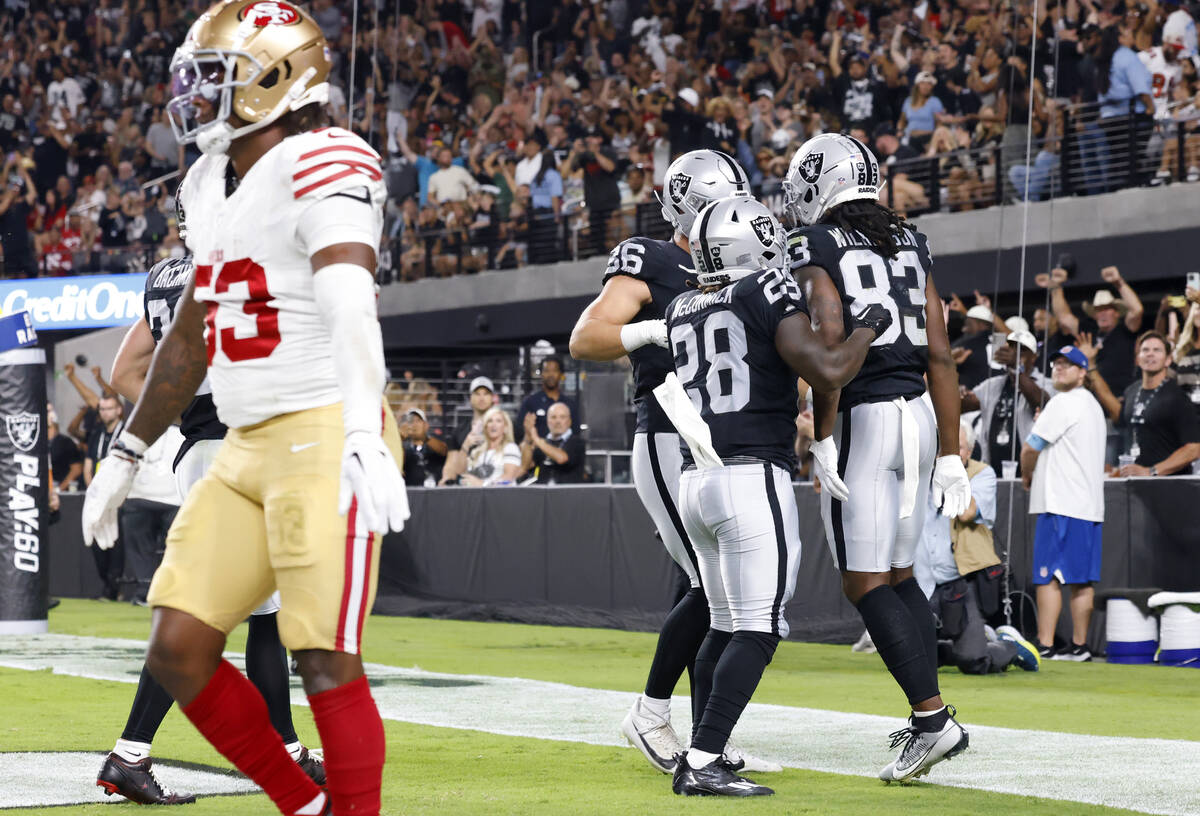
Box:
xmin=659 ymin=150 xmax=751 ymax=236
xmin=689 ymin=197 xmax=787 ymax=288
xmin=783 ymin=132 xmax=881 ymax=226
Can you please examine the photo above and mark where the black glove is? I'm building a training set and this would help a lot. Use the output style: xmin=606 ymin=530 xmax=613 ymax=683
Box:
xmin=851 ymin=302 xmax=893 ymax=339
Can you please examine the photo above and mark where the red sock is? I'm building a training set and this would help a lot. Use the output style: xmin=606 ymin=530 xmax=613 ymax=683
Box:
xmin=182 ymin=660 xmax=324 ymax=816
xmin=308 ymin=676 xmax=385 ymax=815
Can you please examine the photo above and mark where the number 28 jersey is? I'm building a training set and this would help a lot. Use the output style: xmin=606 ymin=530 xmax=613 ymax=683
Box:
xmin=665 ymin=269 xmax=808 ymax=472
xmin=788 ymin=223 xmax=932 ymax=410
xmin=180 ymin=127 xmax=386 ymax=429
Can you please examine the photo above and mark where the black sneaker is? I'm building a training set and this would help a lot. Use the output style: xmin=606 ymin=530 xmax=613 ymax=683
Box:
xmin=296 ymin=746 xmax=326 ymax=785
xmin=1037 ymin=642 xmax=1058 ymax=659
xmin=96 ymin=753 xmax=197 ymax=805
xmin=1051 ymin=643 xmax=1092 ymax=662
xmin=672 ymin=754 xmax=774 ymax=797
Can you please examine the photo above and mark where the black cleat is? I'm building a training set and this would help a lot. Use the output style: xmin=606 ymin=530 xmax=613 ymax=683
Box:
xmin=296 ymin=746 xmax=326 ymax=786
xmin=672 ymin=753 xmax=774 ymax=797
xmin=96 ymin=753 xmax=197 ymax=805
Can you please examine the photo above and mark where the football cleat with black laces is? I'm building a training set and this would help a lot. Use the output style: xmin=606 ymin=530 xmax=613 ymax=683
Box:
xmin=672 ymin=753 xmax=774 ymax=797
xmin=879 ymin=706 xmax=969 ymax=783
xmin=96 ymin=753 xmax=197 ymax=805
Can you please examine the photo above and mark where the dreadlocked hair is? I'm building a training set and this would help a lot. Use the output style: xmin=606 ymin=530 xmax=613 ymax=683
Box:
xmin=821 ymin=200 xmax=915 ymax=259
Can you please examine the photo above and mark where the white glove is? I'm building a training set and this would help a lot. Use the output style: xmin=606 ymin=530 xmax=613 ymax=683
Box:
xmin=339 ymin=431 xmax=410 ymax=535
xmin=932 ymin=454 xmax=972 ymax=518
xmin=620 ymin=319 xmax=668 ymax=351
xmin=810 ymin=436 xmax=850 ymax=502
xmin=81 ymin=432 xmax=146 ymax=550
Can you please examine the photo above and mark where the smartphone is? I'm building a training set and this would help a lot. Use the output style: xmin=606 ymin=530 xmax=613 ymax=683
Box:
xmin=1187 ymin=272 xmax=1200 ymax=292
xmin=989 ymin=332 xmax=1008 ymax=360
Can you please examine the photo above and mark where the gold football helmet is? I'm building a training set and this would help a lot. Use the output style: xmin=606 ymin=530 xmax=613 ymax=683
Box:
xmin=167 ymin=0 xmax=331 ymax=155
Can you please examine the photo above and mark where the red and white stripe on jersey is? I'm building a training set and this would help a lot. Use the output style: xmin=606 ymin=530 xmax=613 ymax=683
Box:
xmin=291 ymin=127 xmax=382 ymax=201
xmin=336 ymin=496 xmax=375 ymax=655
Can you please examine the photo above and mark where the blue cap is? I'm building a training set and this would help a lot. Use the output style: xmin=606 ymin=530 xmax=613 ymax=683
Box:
xmin=1052 ymin=345 xmax=1089 ymax=370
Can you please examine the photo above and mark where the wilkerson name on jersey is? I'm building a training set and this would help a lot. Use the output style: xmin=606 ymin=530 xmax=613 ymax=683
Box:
xmin=787 ymin=222 xmax=932 ymax=410
xmin=601 ymin=236 xmax=697 ymax=435
xmin=665 ymin=268 xmax=808 ymax=472
xmin=143 ymin=255 xmax=226 ymax=456
xmin=179 ymin=126 xmax=386 ymax=429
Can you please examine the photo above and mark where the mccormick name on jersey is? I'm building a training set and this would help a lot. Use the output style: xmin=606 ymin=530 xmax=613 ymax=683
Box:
xmin=669 ymin=286 xmax=733 ymax=319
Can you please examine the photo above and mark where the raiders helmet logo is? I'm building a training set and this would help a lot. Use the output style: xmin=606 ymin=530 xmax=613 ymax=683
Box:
xmin=240 ymin=1 xmax=301 ymax=26
xmin=750 ymin=215 xmax=776 ymax=247
xmin=668 ymin=173 xmax=692 ymax=203
xmin=5 ymin=411 xmax=39 ymax=452
xmin=798 ymin=152 xmax=824 ymax=185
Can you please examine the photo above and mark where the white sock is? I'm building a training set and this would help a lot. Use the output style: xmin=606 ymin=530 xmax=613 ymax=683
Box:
xmin=295 ymin=791 xmax=326 ymax=816
xmin=686 ymin=748 xmax=721 ymax=768
xmin=639 ymin=695 xmax=670 ymax=719
xmin=912 ymin=706 xmax=947 ymax=718
xmin=112 ymin=739 xmax=152 ymax=763
xmin=284 ymin=741 xmax=303 ymax=761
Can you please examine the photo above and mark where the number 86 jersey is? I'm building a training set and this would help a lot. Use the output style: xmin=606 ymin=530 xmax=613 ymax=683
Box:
xmin=180 ymin=127 xmax=386 ymax=429
xmin=788 ymin=223 xmax=933 ymax=410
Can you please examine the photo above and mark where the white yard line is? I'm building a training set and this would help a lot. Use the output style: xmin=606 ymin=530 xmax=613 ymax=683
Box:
xmin=2 ymin=634 xmax=1197 ymax=815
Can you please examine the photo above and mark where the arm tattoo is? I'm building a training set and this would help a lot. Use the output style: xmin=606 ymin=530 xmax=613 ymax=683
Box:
xmin=125 ymin=279 xmax=208 ymax=445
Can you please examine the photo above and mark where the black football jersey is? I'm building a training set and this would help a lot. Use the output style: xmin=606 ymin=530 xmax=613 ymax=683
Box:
xmin=601 ymin=236 xmax=697 ymax=434
xmin=665 ymin=268 xmax=808 ymax=471
xmin=788 ymin=223 xmax=932 ymax=409
xmin=143 ymin=257 xmax=226 ymax=452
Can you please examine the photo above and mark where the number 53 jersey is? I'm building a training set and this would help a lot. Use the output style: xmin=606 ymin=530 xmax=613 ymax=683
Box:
xmin=180 ymin=127 xmax=386 ymax=429
xmin=788 ymin=223 xmax=933 ymax=410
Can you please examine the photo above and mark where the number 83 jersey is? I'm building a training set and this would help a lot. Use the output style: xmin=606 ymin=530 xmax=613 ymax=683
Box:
xmin=180 ymin=127 xmax=386 ymax=429
xmin=788 ymin=223 xmax=932 ymax=410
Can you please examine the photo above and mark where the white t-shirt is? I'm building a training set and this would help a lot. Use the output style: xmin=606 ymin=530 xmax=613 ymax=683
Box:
xmin=467 ymin=442 xmax=521 ymax=485
xmin=1028 ymin=386 xmax=1106 ymax=522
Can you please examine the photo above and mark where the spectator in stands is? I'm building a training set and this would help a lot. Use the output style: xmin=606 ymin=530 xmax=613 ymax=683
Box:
xmin=47 ymin=403 xmax=83 ymax=492
xmin=899 ymin=72 xmax=947 ymax=153
xmin=961 ymin=330 xmax=1051 ymax=477
xmin=829 ymin=30 xmax=892 ymax=135
xmin=951 ymin=304 xmax=996 ymax=389
xmin=565 ymin=133 xmax=622 ymax=258
xmin=399 ymin=408 xmax=448 ymax=488
xmin=1092 ymin=26 xmax=1155 ymax=187
xmin=0 ymin=158 xmax=37 ymax=278
xmin=520 ymin=402 xmax=586 ymax=484
xmin=441 ymin=375 xmax=498 ymax=485
xmin=663 ymin=88 xmax=706 ymax=156
xmin=873 ymin=123 xmax=929 ymax=216
xmin=427 ymin=146 xmax=479 ymax=204
xmin=1083 ymin=330 xmax=1200 ymax=476
xmin=518 ymin=355 xmax=576 ymax=441
xmin=462 ymin=406 xmax=521 ymax=486
xmin=916 ymin=420 xmax=1038 ymax=674
xmin=1169 ymin=290 xmax=1200 ymax=414
xmin=1021 ymin=346 xmax=1107 ymax=661
xmin=1047 ymin=265 xmax=1145 ymax=394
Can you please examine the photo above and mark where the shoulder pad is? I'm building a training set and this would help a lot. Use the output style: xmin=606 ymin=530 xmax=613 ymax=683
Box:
xmin=788 ymin=225 xmax=839 ymax=273
xmin=286 ymin=127 xmax=385 ymax=205
xmin=604 ymin=237 xmax=655 ymax=281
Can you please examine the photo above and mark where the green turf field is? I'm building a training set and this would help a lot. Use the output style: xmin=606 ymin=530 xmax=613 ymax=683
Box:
xmin=2 ymin=599 xmax=1195 ymax=815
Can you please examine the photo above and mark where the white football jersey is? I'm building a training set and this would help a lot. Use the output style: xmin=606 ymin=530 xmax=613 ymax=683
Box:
xmin=1138 ymin=47 xmax=1187 ymax=119
xmin=181 ymin=127 xmax=386 ymax=429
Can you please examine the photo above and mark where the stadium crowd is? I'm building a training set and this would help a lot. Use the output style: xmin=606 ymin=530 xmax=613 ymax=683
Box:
xmin=2 ymin=0 xmax=1199 ymax=280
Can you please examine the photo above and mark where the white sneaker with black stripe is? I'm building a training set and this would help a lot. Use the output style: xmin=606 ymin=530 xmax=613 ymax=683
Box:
xmin=879 ymin=706 xmax=969 ymax=783
xmin=620 ymin=697 xmax=685 ymax=773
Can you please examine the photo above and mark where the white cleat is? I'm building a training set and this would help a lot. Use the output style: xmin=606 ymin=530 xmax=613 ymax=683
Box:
xmin=880 ymin=706 xmax=969 ymax=783
xmin=851 ymin=630 xmax=877 ymax=654
xmin=620 ymin=697 xmax=685 ymax=774
xmin=724 ymin=739 xmax=784 ymax=773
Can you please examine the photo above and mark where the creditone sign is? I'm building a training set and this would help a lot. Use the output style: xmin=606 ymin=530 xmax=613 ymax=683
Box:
xmin=0 ymin=274 xmax=145 ymax=330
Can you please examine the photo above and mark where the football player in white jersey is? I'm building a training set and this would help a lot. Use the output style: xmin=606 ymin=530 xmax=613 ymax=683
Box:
xmin=81 ymin=3 xmax=406 ymax=815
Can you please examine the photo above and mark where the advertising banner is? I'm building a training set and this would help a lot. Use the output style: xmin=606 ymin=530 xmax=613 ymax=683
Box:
xmin=0 ymin=274 xmax=146 ymax=330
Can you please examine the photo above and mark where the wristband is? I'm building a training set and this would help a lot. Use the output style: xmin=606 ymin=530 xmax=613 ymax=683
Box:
xmin=620 ymin=322 xmax=649 ymax=352
xmin=113 ymin=431 xmax=148 ymax=459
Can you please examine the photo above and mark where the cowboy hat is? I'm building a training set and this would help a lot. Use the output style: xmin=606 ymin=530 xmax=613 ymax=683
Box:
xmin=1082 ymin=289 xmax=1127 ymax=316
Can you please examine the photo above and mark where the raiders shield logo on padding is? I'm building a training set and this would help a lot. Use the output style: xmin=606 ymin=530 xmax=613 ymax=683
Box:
xmin=798 ymin=152 xmax=823 ymax=184
xmin=5 ymin=411 xmax=39 ymax=452
xmin=669 ymin=173 xmax=692 ymax=203
xmin=751 ymin=215 xmax=775 ymax=247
